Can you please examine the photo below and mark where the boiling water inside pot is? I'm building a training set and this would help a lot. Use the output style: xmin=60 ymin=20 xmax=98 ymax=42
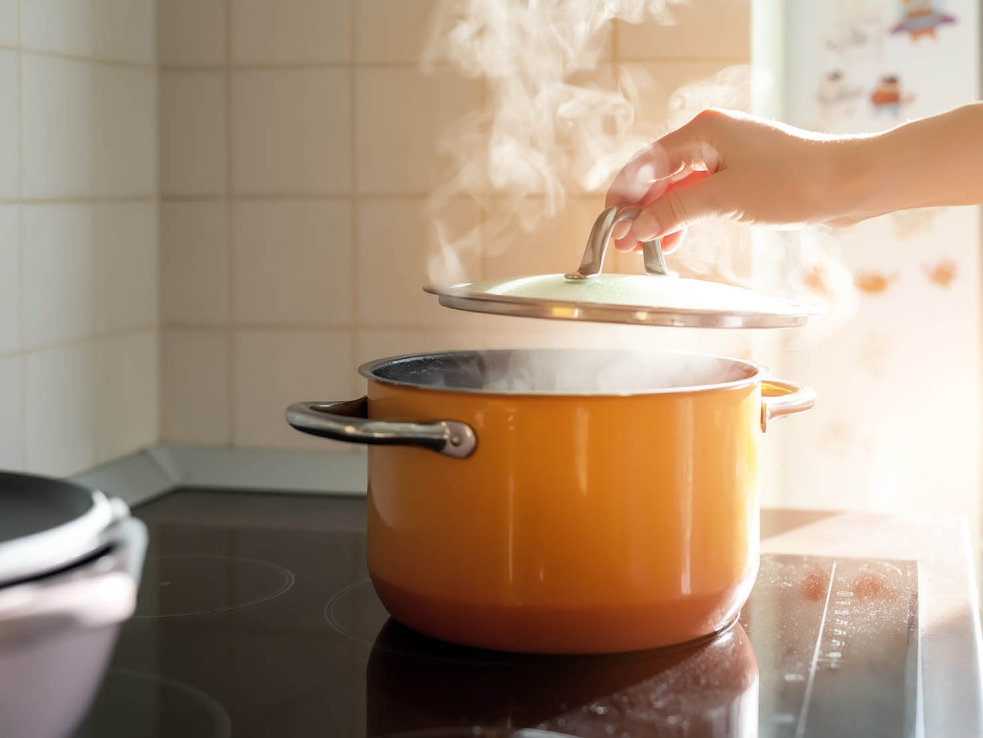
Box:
xmin=368 ymin=349 xmax=758 ymax=395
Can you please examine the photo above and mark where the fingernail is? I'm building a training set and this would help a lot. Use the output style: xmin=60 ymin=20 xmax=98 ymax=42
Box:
xmin=611 ymin=221 xmax=631 ymax=240
xmin=632 ymin=212 xmax=660 ymax=241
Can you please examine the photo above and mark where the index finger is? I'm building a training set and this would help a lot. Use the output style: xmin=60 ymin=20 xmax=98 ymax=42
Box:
xmin=605 ymin=116 xmax=722 ymax=208
xmin=605 ymin=143 xmax=677 ymax=208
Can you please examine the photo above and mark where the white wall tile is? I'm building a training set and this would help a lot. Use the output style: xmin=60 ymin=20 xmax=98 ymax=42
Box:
xmin=0 ymin=354 xmax=22 ymax=471
xmin=0 ymin=50 xmax=18 ymax=199
xmin=161 ymin=202 xmax=228 ymax=325
xmin=159 ymin=0 xmax=226 ymax=66
xmin=21 ymin=55 xmax=94 ymax=198
xmin=0 ymin=206 xmax=18 ymax=356
xmin=91 ymin=0 xmax=156 ymax=64
xmin=20 ymin=0 xmax=91 ymax=56
xmin=24 ymin=344 xmax=95 ymax=476
xmin=233 ymin=328 xmax=353 ymax=449
xmin=355 ymin=0 xmax=437 ymax=64
xmin=355 ymin=329 xmax=477 ymax=366
xmin=161 ymin=329 xmax=230 ymax=444
xmin=20 ymin=0 xmax=156 ymax=62
xmin=0 ymin=0 xmax=18 ymax=47
xmin=94 ymin=66 xmax=156 ymax=196
xmin=22 ymin=205 xmax=94 ymax=350
xmin=95 ymin=331 xmax=158 ymax=463
xmin=353 ymin=0 xmax=612 ymax=65
xmin=355 ymin=198 xmax=482 ymax=327
xmin=483 ymin=197 xmax=600 ymax=279
xmin=231 ymin=69 xmax=350 ymax=194
xmin=616 ymin=0 xmax=750 ymax=61
xmin=95 ymin=202 xmax=157 ymax=333
xmin=231 ymin=0 xmax=350 ymax=64
xmin=160 ymin=72 xmax=227 ymax=195
xmin=232 ymin=200 xmax=350 ymax=325
xmin=355 ymin=69 xmax=480 ymax=194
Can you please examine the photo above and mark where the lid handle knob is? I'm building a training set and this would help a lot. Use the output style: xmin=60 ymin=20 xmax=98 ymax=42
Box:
xmin=565 ymin=205 xmax=671 ymax=280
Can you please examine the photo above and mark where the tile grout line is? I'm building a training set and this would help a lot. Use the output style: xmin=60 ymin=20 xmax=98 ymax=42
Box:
xmin=159 ymin=60 xmax=461 ymax=72
xmin=225 ymin=0 xmax=235 ymax=446
xmin=156 ymin=323 xmax=485 ymax=332
xmin=157 ymin=193 xmax=498 ymax=202
xmin=14 ymin=8 xmax=22 ymax=196
xmin=0 ymin=325 xmax=160 ymax=361
xmin=152 ymin=56 xmax=752 ymax=72
xmin=0 ymin=44 xmax=156 ymax=70
xmin=348 ymin=0 xmax=358 ymax=387
xmin=153 ymin=0 xmax=164 ymax=448
xmin=154 ymin=193 xmax=611 ymax=204
xmin=610 ymin=14 xmax=619 ymax=277
xmin=16 ymin=1 xmax=25 ymax=469
xmin=90 ymin=166 xmax=101 ymax=464
xmin=617 ymin=55 xmax=750 ymax=64
xmin=17 ymin=206 xmax=24 ymax=468
xmin=476 ymin=66 xmax=489 ymax=334
xmin=0 ymin=196 xmax=157 ymax=205
xmin=163 ymin=193 xmax=356 ymax=202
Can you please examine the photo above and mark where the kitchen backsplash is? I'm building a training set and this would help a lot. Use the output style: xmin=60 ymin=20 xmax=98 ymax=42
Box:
xmin=158 ymin=0 xmax=753 ymax=452
xmin=0 ymin=0 xmax=158 ymax=476
xmin=0 ymin=0 xmax=750 ymax=475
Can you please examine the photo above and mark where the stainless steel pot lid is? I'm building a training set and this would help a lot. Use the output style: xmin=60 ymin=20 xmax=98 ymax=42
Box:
xmin=425 ymin=205 xmax=823 ymax=329
xmin=0 ymin=472 xmax=126 ymax=587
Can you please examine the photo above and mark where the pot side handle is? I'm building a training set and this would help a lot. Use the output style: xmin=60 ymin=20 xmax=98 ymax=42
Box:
xmin=285 ymin=398 xmax=477 ymax=459
xmin=760 ymin=380 xmax=816 ymax=432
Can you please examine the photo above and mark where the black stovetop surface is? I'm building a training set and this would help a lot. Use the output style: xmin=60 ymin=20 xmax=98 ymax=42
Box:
xmin=73 ymin=489 xmax=919 ymax=738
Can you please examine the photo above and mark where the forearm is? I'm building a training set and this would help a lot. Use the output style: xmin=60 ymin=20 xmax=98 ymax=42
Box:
xmin=839 ymin=103 xmax=983 ymax=214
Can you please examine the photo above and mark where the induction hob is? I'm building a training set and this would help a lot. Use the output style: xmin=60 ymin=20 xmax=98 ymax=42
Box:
xmin=73 ymin=489 xmax=920 ymax=738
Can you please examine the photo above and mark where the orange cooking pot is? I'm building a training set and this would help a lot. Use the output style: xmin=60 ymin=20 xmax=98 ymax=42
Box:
xmin=286 ymin=348 xmax=814 ymax=654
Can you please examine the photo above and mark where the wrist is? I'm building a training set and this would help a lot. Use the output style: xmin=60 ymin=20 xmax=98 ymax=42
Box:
xmin=821 ymin=134 xmax=885 ymax=218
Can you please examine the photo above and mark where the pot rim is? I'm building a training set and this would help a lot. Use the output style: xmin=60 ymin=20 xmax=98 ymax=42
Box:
xmin=358 ymin=348 xmax=770 ymax=398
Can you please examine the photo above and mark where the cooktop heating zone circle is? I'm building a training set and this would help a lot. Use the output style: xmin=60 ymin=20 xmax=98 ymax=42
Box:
xmin=133 ymin=554 xmax=295 ymax=618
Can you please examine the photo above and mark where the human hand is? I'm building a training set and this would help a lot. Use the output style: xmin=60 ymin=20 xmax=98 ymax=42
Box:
xmin=605 ymin=109 xmax=871 ymax=254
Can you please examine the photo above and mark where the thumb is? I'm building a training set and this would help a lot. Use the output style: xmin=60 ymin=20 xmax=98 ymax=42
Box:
xmin=631 ymin=170 xmax=724 ymax=240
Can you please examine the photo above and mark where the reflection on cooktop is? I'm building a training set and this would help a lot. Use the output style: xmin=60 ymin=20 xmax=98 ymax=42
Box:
xmin=73 ymin=489 xmax=919 ymax=738
xmin=374 ymin=731 xmax=581 ymax=737
xmin=368 ymin=619 xmax=757 ymax=737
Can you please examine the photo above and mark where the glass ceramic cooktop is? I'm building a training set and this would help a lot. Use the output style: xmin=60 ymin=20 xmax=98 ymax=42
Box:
xmin=73 ymin=489 xmax=919 ymax=738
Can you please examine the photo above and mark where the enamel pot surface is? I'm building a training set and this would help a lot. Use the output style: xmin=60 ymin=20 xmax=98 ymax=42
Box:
xmin=287 ymin=349 xmax=814 ymax=654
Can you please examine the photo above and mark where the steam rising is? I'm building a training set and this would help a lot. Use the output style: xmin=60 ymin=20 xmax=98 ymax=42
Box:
xmin=421 ymin=0 xmax=855 ymax=349
xmin=388 ymin=349 xmax=751 ymax=394
xmin=421 ymin=0 xmax=685 ymax=282
xmin=487 ymin=349 xmax=745 ymax=393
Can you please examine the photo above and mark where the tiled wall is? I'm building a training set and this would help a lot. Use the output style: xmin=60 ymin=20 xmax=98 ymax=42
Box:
xmin=0 ymin=0 xmax=158 ymax=476
xmin=159 ymin=0 xmax=751 ymax=451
